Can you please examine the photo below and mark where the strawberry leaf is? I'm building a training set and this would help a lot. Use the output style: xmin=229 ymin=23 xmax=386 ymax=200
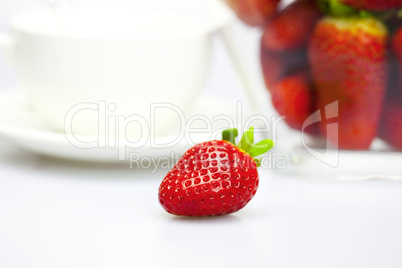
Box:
xmin=316 ymin=0 xmax=357 ymax=17
xmin=222 ymin=127 xmax=274 ymax=166
xmin=358 ymin=10 xmax=374 ymax=18
xmin=238 ymin=127 xmax=254 ymax=152
xmin=222 ymin=128 xmax=238 ymax=144
xmin=248 ymin=139 xmax=275 ymax=158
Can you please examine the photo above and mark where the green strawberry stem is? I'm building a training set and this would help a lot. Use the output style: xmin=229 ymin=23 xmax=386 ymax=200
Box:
xmin=316 ymin=0 xmax=384 ymax=19
xmin=222 ymin=127 xmax=274 ymax=167
xmin=316 ymin=0 xmax=357 ymax=17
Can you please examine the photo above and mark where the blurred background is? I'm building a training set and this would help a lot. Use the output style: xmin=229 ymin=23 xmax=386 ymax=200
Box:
xmin=0 ymin=0 xmax=264 ymax=93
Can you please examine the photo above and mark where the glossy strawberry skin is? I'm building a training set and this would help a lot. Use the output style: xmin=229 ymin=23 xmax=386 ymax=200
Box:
xmin=224 ymin=0 xmax=280 ymax=26
xmin=271 ymin=71 xmax=320 ymax=135
xmin=309 ymin=17 xmax=388 ymax=150
xmin=262 ymin=0 xmax=322 ymax=52
xmin=340 ymin=0 xmax=402 ymax=11
xmin=392 ymin=26 xmax=402 ymax=95
xmin=159 ymin=140 xmax=259 ymax=217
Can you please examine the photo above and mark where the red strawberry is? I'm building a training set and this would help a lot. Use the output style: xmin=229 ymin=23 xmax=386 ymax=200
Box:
xmin=379 ymin=100 xmax=402 ymax=150
xmin=224 ymin=0 xmax=281 ymax=26
xmin=271 ymin=71 xmax=320 ymax=135
xmin=392 ymin=26 xmax=402 ymax=95
xmin=309 ymin=16 xmax=388 ymax=150
xmin=339 ymin=0 xmax=402 ymax=11
xmin=260 ymin=46 xmax=308 ymax=91
xmin=158 ymin=128 xmax=274 ymax=217
xmin=262 ymin=0 xmax=322 ymax=52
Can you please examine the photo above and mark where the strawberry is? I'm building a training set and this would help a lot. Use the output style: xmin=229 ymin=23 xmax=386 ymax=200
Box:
xmin=339 ymin=0 xmax=402 ymax=11
xmin=260 ymin=46 xmax=309 ymax=91
xmin=379 ymin=100 xmax=402 ymax=150
xmin=262 ymin=0 xmax=322 ymax=52
xmin=392 ymin=26 xmax=402 ymax=95
xmin=158 ymin=128 xmax=274 ymax=217
xmin=224 ymin=0 xmax=281 ymax=26
xmin=271 ymin=71 xmax=320 ymax=135
xmin=308 ymin=16 xmax=388 ymax=150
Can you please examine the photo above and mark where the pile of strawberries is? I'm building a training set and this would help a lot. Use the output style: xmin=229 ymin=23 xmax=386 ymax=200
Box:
xmin=225 ymin=0 xmax=402 ymax=151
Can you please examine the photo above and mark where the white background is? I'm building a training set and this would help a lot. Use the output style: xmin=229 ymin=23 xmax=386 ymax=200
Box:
xmin=1 ymin=1 xmax=402 ymax=268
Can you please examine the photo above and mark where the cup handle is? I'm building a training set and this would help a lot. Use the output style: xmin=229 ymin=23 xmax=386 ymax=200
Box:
xmin=219 ymin=25 xmax=267 ymax=115
xmin=0 ymin=33 xmax=14 ymax=65
xmin=205 ymin=0 xmax=266 ymax=114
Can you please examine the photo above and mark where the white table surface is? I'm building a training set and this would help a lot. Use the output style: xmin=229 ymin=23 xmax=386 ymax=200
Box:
xmin=0 ymin=141 xmax=402 ymax=268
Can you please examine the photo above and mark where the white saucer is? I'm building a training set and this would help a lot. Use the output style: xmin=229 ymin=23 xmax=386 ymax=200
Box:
xmin=1 ymin=89 xmax=400 ymax=179
xmin=0 ymin=89 xmax=257 ymax=162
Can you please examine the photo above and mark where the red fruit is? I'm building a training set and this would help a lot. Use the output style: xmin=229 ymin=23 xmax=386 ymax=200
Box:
xmin=158 ymin=128 xmax=274 ymax=217
xmin=224 ymin=0 xmax=281 ymax=26
xmin=339 ymin=0 xmax=402 ymax=11
xmin=262 ymin=0 xmax=322 ymax=52
xmin=271 ymin=71 xmax=319 ymax=135
xmin=392 ymin=26 xmax=402 ymax=95
xmin=379 ymin=100 xmax=402 ymax=150
xmin=309 ymin=16 xmax=388 ymax=150
xmin=260 ymin=46 xmax=308 ymax=91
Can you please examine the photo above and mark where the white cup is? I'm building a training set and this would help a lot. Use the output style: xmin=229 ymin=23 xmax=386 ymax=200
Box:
xmin=0 ymin=4 xmax=232 ymax=137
